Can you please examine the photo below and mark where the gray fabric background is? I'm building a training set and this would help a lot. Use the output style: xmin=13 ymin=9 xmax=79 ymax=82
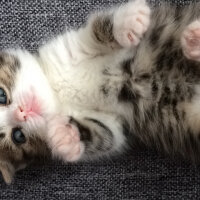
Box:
xmin=0 ymin=0 xmax=200 ymax=199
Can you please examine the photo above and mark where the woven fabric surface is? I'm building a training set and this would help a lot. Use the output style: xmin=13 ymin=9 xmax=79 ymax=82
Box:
xmin=0 ymin=0 xmax=200 ymax=199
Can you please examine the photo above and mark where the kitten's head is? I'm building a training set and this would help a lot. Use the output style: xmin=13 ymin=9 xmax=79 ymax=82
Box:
xmin=0 ymin=51 xmax=55 ymax=184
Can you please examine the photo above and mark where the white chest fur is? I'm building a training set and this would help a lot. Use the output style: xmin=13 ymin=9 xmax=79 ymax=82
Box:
xmin=38 ymin=33 xmax=131 ymax=115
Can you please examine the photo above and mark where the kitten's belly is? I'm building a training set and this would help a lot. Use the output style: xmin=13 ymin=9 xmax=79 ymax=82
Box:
xmin=52 ymin=56 xmax=124 ymax=113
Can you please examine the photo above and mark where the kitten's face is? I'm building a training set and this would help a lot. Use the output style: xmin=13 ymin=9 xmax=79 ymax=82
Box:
xmin=0 ymin=51 xmax=56 ymax=184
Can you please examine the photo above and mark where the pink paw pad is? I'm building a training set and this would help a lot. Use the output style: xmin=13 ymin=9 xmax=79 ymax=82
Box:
xmin=181 ymin=20 xmax=200 ymax=61
xmin=47 ymin=116 xmax=84 ymax=162
xmin=113 ymin=0 xmax=151 ymax=48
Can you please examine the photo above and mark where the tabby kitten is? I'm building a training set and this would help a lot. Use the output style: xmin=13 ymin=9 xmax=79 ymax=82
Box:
xmin=1 ymin=0 xmax=200 ymax=184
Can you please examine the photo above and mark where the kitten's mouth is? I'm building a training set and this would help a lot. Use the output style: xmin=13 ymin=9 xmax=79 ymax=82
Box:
xmin=14 ymin=93 xmax=43 ymax=122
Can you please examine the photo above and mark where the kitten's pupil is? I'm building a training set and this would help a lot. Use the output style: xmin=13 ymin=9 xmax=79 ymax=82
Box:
xmin=12 ymin=128 xmax=26 ymax=144
xmin=0 ymin=88 xmax=7 ymax=105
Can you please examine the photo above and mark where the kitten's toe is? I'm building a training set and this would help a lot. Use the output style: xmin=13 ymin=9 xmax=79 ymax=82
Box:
xmin=47 ymin=116 xmax=84 ymax=162
xmin=181 ymin=20 xmax=200 ymax=61
xmin=113 ymin=0 xmax=151 ymax=48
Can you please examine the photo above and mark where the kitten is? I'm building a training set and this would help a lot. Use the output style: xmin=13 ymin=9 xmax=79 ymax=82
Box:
xmin=1 ymin=0 xmax=200 ymax=184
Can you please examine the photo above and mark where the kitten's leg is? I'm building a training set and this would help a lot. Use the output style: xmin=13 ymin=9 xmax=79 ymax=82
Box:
xmin=67 ymin=0 xmax=151 ymax=56
xmin=39 ymin=0 xmax=151 ymax=65
xmin=47 ymin=113 xmax=126 ymax=162
xmin=181 ymin=20 xmax=200 ymax=61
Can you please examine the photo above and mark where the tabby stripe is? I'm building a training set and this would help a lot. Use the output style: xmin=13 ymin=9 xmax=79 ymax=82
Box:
xmin=85 ymin=118 xmax=113 ymax=137
xmin=69 ymin=117 xmax=93 ymax=142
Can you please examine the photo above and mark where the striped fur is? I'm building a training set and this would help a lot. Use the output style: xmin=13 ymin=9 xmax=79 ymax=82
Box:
xmin=40 ymin=1 xmax=200 ymax=163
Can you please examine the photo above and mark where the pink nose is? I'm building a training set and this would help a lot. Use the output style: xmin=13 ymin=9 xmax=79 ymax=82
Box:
xmin=14 ymin=106 xmax=27 ymax=122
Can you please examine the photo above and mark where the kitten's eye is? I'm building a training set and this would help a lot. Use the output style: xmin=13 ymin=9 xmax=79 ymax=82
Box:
xmin=0 ymin=88 xmax=7 ymax=105
xmin=11 ymin=128 xmax=26 ymax=144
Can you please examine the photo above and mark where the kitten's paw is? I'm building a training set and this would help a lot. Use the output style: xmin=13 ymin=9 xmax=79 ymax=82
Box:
xmin=47 ymin=116 xmax=84 ymax=162
xmin=181 ymin=20 xmax=200 ymax=61
xmin=113 ymin=0 xmax=151 ymax=48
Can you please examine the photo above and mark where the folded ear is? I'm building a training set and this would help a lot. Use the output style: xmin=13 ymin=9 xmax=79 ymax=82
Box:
xmin=0 ymin=162 xmax=15 ymax=184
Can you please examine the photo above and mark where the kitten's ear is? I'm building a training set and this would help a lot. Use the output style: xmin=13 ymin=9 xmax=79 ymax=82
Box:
xmin=0 ymin=162 xmax=15 ymax=184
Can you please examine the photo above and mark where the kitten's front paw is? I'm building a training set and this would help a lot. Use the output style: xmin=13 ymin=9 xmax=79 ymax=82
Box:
xmin=113 ymin=0 xmax=151 ymax=48
xmin=47 ymin=116 xmax=84 ymax=162
xmin=181 ymin=20 xmax=200 ymax=61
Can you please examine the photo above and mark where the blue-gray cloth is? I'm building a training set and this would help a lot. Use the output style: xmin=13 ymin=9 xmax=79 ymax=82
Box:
xmin=0 ymin=0 xmax=200 ymax=199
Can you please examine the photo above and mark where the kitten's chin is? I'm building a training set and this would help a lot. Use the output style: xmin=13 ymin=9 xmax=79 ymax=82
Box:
xmin=24 ymin=115 xmax=47 ymax=135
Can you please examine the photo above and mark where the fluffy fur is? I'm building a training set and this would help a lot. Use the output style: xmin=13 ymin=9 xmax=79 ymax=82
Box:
xmin=1 ymin=0 xmax=200 ymax=183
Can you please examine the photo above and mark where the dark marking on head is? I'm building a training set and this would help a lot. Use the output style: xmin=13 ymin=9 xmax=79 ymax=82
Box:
xmin=0 ymin=134 xmax=49 ymax=184
xmin=0 ymin=52 xmax=20 ymax=72
xmin=0 ymin=52 xmax=20 ymax=92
